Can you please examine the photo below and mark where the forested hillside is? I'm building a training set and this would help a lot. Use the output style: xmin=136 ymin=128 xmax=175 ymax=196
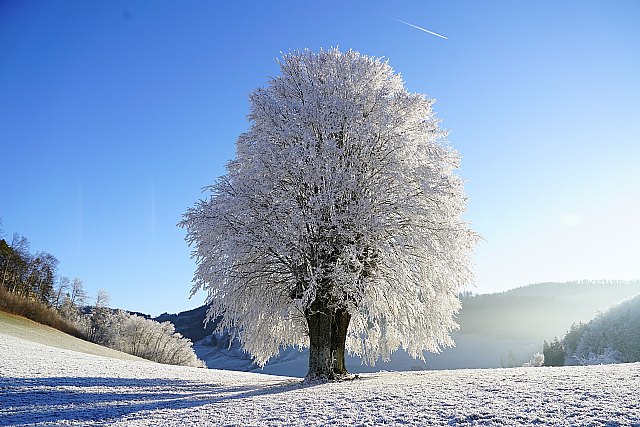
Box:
xmin=561 ymin=294 xmax=640 ymax=365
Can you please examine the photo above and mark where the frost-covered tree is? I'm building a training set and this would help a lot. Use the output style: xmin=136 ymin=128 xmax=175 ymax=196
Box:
xmin=116 ymin=314 xmax=205 ymax=367
xmin=76 ymin=308 xmax=205 ymax=367
xmin=69 ymin=278 xmax=87 ymax=307
xmin=181 ymin=48 xmax=477 ymax=380
xmin=86 ymin=289 xmax=112 ymax=344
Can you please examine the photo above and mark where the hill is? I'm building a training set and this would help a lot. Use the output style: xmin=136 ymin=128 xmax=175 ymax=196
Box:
xmin=1 ymin=329 xmax=638 ymax=426
xmin=155 ymin=305 xmax=216 ymax=342
xmin=0 ymin=310 xmax=146 ymax=362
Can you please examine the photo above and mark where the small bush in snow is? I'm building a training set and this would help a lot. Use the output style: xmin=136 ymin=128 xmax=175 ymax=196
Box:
xmin=115 ymin=313 xmax=206 ymax=367
xmin=573 ymin=347 xmax=623 ymax=366
xmin=522 ymin=352 xmax=544 ymax=367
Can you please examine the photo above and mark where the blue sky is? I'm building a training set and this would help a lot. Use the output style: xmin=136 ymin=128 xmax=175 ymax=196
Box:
xmin=1 ymin=1 xmax=639 ymax=316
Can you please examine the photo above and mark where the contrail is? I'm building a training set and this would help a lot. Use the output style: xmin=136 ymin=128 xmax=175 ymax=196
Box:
xmin=390 ymin=17 xmax=448 ymax=40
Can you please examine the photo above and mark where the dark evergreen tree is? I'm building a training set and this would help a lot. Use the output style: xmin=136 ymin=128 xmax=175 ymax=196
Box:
xmin=543 ymin=337 xmax=565 ymax=366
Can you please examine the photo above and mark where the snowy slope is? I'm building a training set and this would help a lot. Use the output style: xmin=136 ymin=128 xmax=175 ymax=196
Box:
xmin=0 ymin=311 xmax=144 ymax=362
xmin=2 ymin=332 xmax=639 ymax=426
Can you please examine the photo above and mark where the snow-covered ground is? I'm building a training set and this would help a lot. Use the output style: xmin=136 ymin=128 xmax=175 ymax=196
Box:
xmin=2 ymin=331 xmax=639 ymax=426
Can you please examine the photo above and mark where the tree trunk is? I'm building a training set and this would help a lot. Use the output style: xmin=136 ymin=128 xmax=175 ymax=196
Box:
xmin=306 ymin=300 xmax=351 ymax=381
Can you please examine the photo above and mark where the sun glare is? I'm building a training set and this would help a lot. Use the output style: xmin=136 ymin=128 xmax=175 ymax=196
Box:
xmin=561 ymin=213 xmax=582 ymax=227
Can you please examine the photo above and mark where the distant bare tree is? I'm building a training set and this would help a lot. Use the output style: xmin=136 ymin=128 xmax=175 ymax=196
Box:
xmin=69 ymin=278 xmax=87 ymax=307
xmin=52 ymin=276 xmax=70 ymax=309
xmin=95 ymin=288 xmax=110 ymax=307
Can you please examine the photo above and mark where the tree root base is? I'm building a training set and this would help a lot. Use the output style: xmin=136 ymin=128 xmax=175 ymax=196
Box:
xmin=303 ymin=372 xmax=361 ymax=384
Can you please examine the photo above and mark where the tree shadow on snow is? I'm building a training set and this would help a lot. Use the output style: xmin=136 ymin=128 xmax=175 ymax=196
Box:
xmin=0 ymin=376 xmax=309 ymax=425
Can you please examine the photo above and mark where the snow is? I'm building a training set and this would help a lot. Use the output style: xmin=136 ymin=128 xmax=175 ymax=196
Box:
xmin=2 ymin=332 xmax=639 ymax=426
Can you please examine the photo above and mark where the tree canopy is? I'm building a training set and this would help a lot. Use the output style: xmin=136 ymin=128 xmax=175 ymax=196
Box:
xmin=181 ymin=48 xmax=477 ymax=380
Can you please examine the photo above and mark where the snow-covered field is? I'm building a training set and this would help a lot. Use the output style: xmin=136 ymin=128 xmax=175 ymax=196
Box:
xmin=1 ymin=331 xmax=639 ymax=426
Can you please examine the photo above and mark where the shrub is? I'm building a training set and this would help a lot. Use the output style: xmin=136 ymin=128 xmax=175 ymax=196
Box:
xmin=0 ymin=287 xmax=85 ymax=339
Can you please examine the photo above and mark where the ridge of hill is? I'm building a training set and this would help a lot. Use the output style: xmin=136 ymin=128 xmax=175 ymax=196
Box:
xmin=157 ymin=280 xmax=640 ymax=342
xmin=155 ymin=304 xmax=216 ymax=342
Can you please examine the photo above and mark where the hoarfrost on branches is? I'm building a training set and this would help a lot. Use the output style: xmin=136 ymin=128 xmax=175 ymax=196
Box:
xmin=181 ymin=48 xmax=477 ymax=375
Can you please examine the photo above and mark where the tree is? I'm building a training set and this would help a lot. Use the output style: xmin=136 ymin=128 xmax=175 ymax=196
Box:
xmin=181 ymin=49 xmax=477 ymax=381
xmin=116 ymin=313 xmax=204 ymax=367
xmin=0 ymin=239 xmax=15 ymax=289
xmin=543 ymin=338 xmax=565 ymax=366
xmin=95 ymin=288 xmax=110 ymax=308
xmin=69 ymin=278 xmax=87 ymax=307
xmin=27 ymin=252 xmax=58 ymax=304
xmin=523 ymin=352 xmax=544 ymax=367
xmin=1 ymin=234 xmax=30 ymax=294
xmin=565 ymin=295 xmax=640 ymax=365
xmin=59 ymin=295 xmax=82 ymax=323
xmin=52 ymin=276 xmax=70 ymax=309
xmin=563 ymin=321 xmax=587 ymax=358
xmin=87 ymin=289 xmax=112 ymax=343
xmin=58 ymin=278 xmax=88 ymax=328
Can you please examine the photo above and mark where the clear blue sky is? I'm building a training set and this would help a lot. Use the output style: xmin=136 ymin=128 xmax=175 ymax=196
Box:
xmin=2 ymin=1 xmax=639 ymax=316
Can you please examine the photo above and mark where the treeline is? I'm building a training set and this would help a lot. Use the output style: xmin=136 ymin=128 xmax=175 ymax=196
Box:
xmin=1 ymin=230 xmax=102 ymax=328
xmin=0 ymin=224 xmax=204 ymax=368
xmin=1 ymin=233 xmax=62 ymax=306
xmin=541 ymin=294 xmax=640 ymax=367
xmin=1 ymin=231 xmax=86 ymax=336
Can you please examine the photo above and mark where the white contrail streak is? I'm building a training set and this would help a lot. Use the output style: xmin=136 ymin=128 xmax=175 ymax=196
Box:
xmin=391 ymin=17 xmax=448 ymax=40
